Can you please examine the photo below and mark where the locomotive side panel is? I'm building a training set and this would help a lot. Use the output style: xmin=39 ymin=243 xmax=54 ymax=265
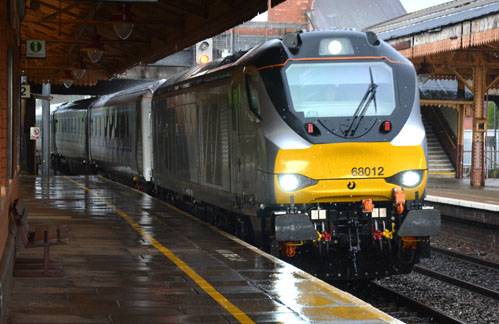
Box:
xmin=198 ymin=90 xmax=230 ymax=191
xmin=152 ymin=93 xmax=199 ymax=190
xmin=153 ymin=82 xmax=236 ymax=210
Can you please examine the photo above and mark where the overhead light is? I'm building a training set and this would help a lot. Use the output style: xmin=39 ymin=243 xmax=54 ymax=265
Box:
xmin=70 ymin=56 xmax=86 ymax=79
xmin=60 ymin=69 xmax=74 ymax=88
xmin=112 ymin=3 xmax=135 ymax=40
xmin=81 ymin=34 xmax=104 ymax=63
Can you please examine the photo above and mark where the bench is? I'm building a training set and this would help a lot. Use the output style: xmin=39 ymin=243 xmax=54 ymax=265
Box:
xmin=12 ymin=199 xmax=69 ymax=277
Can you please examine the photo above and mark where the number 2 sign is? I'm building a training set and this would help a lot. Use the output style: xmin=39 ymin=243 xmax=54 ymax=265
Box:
xmin=21 ymin=84 xmax=31 ymax=98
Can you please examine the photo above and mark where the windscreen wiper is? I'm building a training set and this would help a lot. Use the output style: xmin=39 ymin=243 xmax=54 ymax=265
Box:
xmin=345 ymin=68 xmax=377 ymax=137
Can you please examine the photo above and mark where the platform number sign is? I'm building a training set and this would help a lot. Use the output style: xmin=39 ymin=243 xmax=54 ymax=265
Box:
xmin=21 ymin=84 xmax=30 ymax=98
xmin=26 ymin=40 xmax=46 ymax=58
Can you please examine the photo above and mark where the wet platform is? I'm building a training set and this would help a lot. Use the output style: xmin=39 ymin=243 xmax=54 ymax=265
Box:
xmin=427 ymin=178 xmax=499 ymax=211
xmin=7 ymin=175 xmax=401 ymax=324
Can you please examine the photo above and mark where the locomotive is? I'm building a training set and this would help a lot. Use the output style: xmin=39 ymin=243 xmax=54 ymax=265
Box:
xmin=51 ymin=30 xmax=440 ymax=280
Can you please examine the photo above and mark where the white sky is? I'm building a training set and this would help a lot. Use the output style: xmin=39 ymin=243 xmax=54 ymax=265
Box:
xmin=399 ymin=0 xmax=455 ymax=13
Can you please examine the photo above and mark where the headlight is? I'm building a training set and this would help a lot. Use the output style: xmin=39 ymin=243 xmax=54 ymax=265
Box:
xmin=319 ymin=38 xmax=354 ymax=55
xmin=385 ymin=170 xmax=424 ymax=188
xmin=278 ymin=174 xmax=318 ymax=192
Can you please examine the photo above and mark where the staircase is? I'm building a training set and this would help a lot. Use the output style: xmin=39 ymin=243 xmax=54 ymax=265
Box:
xmin=423 ymin=120 xmax=456 ymax=178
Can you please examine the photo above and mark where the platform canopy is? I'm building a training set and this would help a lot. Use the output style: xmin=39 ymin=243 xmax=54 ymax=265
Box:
xmin=20 ymin=0 xmax=283 ymax=86
xmin=368 ymin=0 xmax=499 ymax=87
xmin=368 ymin=0 xmax=499 ymax=187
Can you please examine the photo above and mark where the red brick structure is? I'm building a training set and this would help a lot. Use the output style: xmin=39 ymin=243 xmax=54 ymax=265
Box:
xmin=0 ymin=0 xmax=23 ymax=319
xmin=237 ymin=0 xmax=314 ymax=37
xmin=269 ymin=0 xmax=313 ymax=23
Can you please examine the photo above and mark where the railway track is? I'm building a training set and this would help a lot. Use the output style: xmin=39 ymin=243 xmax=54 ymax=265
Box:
xmin=412 ymin=247 xmax=499 ymax=301
xmin=431 ymin=246 xmax=499 ymax=269
xmin=370 ymin=245 xmax=499 ymax=324
xmin=413 ymin=265 xmax=499 ymax=301
xmin=337 ymin=281 xmax=466 ymax=324
xmin=371 ymin=283 xmax=467 ymax=324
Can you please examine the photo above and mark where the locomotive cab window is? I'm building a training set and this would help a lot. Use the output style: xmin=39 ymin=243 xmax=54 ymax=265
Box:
xmin=284 ymin=62 xmax=395 ymax=118
xmin=245 ymin=74 xmax=261 ymax=119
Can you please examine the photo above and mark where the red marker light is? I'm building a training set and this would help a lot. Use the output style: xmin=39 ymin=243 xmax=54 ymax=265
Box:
xmin=382 ymin=121 xmax=391 ymax=132
xmin=199 ymin=54 xmax=210 ymax=64
xmin=307 ymin=123 xmax=314 ymax=134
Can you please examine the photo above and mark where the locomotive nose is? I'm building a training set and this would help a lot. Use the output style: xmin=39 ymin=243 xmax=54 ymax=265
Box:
xmin=274 ymin=142 xmax=427 ymax=204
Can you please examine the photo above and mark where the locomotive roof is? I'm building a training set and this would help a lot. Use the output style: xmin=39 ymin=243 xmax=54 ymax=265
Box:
xmin=156 ymin=30 xmax=409 ymax=93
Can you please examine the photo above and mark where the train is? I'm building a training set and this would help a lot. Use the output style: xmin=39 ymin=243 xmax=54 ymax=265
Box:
xmin=47 ymin=30 xmax=440 ymax=280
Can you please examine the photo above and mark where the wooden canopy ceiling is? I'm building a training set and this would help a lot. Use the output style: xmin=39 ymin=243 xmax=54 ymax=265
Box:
xmin=21 ymin=0 xmax=283 ymax=86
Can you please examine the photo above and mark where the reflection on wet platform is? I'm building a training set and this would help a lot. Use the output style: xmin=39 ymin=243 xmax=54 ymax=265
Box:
xmin=8 ymin=175 xmax=400 ymax=324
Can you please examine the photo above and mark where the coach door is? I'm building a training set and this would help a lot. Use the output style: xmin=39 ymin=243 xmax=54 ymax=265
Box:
xmin=230 ymin=82 xmax=243 ymax=209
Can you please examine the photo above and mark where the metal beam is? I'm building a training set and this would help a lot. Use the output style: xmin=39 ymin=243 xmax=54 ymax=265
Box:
xmin=41 ymin=82 xmax=51 ymax=176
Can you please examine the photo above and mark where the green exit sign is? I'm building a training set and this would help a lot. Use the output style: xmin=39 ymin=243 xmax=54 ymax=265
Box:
xmin=26 ymin=40 xmax=46 ymax=58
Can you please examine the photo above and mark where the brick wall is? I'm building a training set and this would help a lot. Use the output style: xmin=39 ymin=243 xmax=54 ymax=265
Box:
xmin=0 ymin=0 xmax=10 ymax=260
xmin=0 ymin=0 xmax=21 ymax=263
xmin=269 ymin=0 xmax=314 ymax=23
xmin=212 ymin=0 xmax=314 ymax=59
xmin=0 ymin=0 xmax=7 ymax=188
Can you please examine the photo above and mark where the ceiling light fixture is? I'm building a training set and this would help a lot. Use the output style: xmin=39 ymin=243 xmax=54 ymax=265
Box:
xmin=71 ymin=56 xmax=86 ymax=79
xmin=60 ymin=69 xmax=74 ymax=88
xmin=81 ymin=34 xmax=104 ymax=63
xmin=112 ymin=3 xmax=135 ymax=40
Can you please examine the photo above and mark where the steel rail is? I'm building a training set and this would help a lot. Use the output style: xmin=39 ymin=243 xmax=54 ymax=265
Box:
xmin=413 ymin=265 xmax=499 ymax=301
xmin=370 ymin=282 xmax=466 ymax=324
xmin=431 ymin=246 xmax=499 ymax=270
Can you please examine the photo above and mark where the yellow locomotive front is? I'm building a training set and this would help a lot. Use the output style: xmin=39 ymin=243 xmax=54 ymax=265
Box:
xmin=255 ymin=31 xmax=440 ymax=279
xmin=274 ymin=142 xmax=427 ymax=204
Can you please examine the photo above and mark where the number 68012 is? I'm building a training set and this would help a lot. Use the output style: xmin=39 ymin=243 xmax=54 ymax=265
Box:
xmin=351 ymin=167 xmax=384 ymax=177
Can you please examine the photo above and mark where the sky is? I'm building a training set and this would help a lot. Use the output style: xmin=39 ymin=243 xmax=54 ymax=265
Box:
xmin=399 ymin=0 xmax=455 ymax=13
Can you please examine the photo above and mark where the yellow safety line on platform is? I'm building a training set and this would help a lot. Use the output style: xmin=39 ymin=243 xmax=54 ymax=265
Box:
xmin=63 ymin=176 xmax=255 ymax=324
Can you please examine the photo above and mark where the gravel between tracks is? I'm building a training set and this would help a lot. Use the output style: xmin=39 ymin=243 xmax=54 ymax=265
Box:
xmin=419 ymin=253 xmax=499 ymax=292
xmin=377 ymin=272 xmax=499 ymax=324
xmin=376 ymin=234 xmax=499 ymax=324
xmin=432 ymin=235 xmax=499 ymax=263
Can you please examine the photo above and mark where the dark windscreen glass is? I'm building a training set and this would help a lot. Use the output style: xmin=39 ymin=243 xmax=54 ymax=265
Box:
xmin=284 ymin=62 xmax=395 ymax=118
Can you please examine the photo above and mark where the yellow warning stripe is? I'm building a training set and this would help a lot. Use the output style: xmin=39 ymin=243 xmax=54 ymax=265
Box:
xmin=63 ymin=176 xmax=255 ymax=324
